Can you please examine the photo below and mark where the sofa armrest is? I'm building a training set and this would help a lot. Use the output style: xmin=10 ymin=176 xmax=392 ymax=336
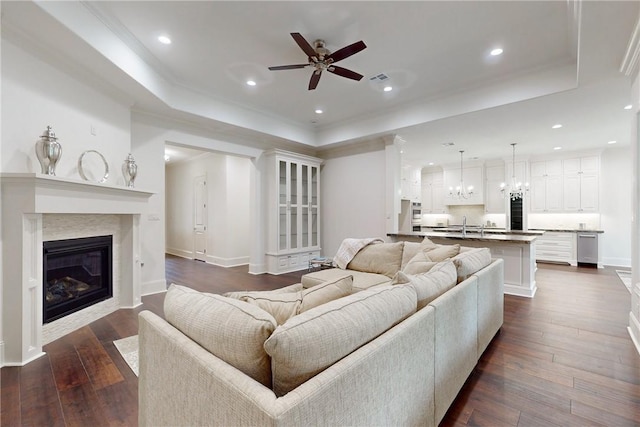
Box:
xmin=474 ymin=258 xmax=504 ymax=355
xmin=139 ymin=306 xmax=437 ymax=427
xmin=429 ymin=277 xmax=478 ymax=425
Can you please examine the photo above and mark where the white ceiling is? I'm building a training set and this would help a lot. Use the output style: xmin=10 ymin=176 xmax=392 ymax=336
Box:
xmin=2 ymin=1 xmax=638 ymax=168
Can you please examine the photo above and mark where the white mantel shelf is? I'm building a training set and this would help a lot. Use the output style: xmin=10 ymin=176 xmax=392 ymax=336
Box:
xmin=1 ymin=173 xmax=154 ymax=214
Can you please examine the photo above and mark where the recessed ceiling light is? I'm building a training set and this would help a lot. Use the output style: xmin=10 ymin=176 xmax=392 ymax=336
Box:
xmin=552 ymin=124 xmax=563 ymax=129
xmin=383 ymin=86 xmax=393 ymax=92
xmin=608 ymin=140 xmax=617 ymax=144
xmin=164 ymin=154 xmax=171 ymax=162
xmin=315 ymin=109 xmax=323 ymax=114
xmin=428 ymin=162 xmax=434 ymax=166
xmin=158 ymin=35 xmax=172 ymax=45
xmin=490 ymin=48 xmax=503 ymax=56
xmin=553 ymin=146 xmax=562 ymax=150
xmin=246 ymin=80 xmax=256 ymax=86
xmin=624 ymin=104 xmax=633 ymax=110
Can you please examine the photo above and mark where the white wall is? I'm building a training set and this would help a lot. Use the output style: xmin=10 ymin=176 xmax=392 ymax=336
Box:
xmin=321 ymin=148 xmax=387 ymax=257
xmin=131 ymin=115 xmax=168 ymax=295
xmin=600 ymin=145 xmax=632 ymax=267
xmin=166 ymin=152 xmax=251 ymax=266
xmin=1 ymin=39 xmax=131 ymax=179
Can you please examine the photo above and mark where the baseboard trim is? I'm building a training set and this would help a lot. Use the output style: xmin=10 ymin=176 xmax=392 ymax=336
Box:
xmin=629 ymin=313 xmax=640 ymax=356
xmin=603 ymin=258 xmax=632 ymax=268
xmin=165 ymin=248 xmax=193 ymax=259
xmin=2 ymin=350 xmax=47 ymax=367
xmin=142 ymin=279 xmax=167 ymax=296
xmin=0 ymin=340 xmax=4 ymax=367
xmin=205 ymin=255 xmax=249 ymax=268
xmin=504 ymin=282 xmax=537 ymax=298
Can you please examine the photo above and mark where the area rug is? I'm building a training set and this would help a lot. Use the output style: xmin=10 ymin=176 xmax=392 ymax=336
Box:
xmin=616 ymin=270 xmax=632 ymax=294
xmin=113 ymin=335 xmax=139 ymax=376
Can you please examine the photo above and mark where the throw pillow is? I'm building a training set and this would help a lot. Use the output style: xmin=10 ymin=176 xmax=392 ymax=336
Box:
xmin=402 ymin=249 xmax=438 ymax=275
xmin=347 ymin=242 xmax=404 ymax=278
xmin=264 ymin=284 xmax=417 ymax=396
xmin=163 ymin=284 xmax=276 ymax=388
xmin=420 ymin=237 xmax=438 ymax=250
xmin=300 ymin=275 xmax=353 ymax=313
xmin=395 ymin=260 xmax=458 ymax=309
xmin=424 ymin=244 xmax=460 ymax=262
xmin=451 ymin=247 xmax=492 ymax=283
xmin=223 ymin=282 xmax=302 ymax=300
xmin=234 ymin=292 xmax=302 ymax=326
xmin=400 ymin=241 xmax=422 ymax=270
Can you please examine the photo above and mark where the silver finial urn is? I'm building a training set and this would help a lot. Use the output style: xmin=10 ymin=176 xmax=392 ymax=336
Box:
xmin=122 ymin=153 xmax=138 ymax=188
xmin=36 ymin=125 xmax=62 ymax=175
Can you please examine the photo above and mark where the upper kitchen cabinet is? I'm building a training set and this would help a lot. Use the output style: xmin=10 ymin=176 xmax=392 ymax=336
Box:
xmin=265 ymin=150 xmax=322 ymax=274
xmin=485 ymin=164 xmax=506 ymax=213
xmin=444 ymin=166 xmax=484 ymax=205
xmin=421 ymin=170 xmax=446 ymax=214
xmin=563 ymin=156 xmax=599 ymax=212
xmin=530 ymin=159 xmax=563 ymax=212
xmin=401 ymin=167 xmax=421 ymax=202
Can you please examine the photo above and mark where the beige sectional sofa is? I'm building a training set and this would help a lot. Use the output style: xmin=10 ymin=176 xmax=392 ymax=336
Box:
xmin=138 ymin=239 xmax=504 ymax=426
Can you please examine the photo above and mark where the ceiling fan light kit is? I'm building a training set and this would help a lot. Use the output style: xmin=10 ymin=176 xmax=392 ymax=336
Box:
xmin=269 ymin=32 xmax=367 ymax=90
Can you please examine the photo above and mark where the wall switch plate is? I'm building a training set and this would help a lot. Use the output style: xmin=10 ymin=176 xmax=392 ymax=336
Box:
xmin=90 ymin=125 xmax=96 ymax=136
xmin=148 ymin=214 xmax=160 ymax=221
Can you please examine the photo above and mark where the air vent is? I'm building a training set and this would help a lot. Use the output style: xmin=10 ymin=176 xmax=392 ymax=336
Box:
xmin=369 ymin=73 xmax=390 ymax=82
xmin=441 ymin=142 xmax=455 ymax=147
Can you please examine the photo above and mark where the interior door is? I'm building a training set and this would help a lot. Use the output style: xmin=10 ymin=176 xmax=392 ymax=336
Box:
xmin=193 ymin=175 xmax=207 ymax=262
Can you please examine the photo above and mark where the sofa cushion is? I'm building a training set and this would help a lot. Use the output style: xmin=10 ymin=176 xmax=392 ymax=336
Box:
xmin=402 ymin=249 xmax=438 ymax=275
xmin=347 ymin=242 xmax=404 ymax=278
xmin=223 ymin=282 xmax=302 ymax=299
xmin=224 ymin=277 xmax=353 ymax=325
xmin=451 ymin=247 xmax=492 ymax=283
xmin=421 ymin=237 xmax=438 ymax=249
xmin=163 ymin=284 xmax=276 ymax=387
xmin=393 ymin=260 xmax=458 ymax=309
xmin=302 ymin=268 xmax=389 ymax=292
xmin=264 ymin=284 xmax=417 ymax=396
xmin=424 ymin=244 xmax=461 ymax=262
xmin=400 ymin=241 xmax=422 ymax=270
xmin=300 ymin=275 xmax=353 ymax=313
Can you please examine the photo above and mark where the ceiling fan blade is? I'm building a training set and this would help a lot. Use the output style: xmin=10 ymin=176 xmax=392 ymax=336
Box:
xmin=327 ymin=40 xmax=366 ymax=63
xmin=291 ymin=32 xmax=318 ymax=60
xmin=268 ymin=64 xmax=309 ymax=71
xmin=308 ymin=70 xmax=322 ymax=90
xmin=327 ymin=65 xmax=364 ymax=81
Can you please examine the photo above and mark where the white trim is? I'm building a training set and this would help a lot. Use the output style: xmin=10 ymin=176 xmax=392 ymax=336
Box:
xmin=205 ymin=255 xmax=250 ymax=268
xmin=165 ymin=248 xmax=193 ymax=259
xmin=504 ymin=282 xmax=537 ymax=299
xmin=628 ymin=313 xmax=640 ymax=356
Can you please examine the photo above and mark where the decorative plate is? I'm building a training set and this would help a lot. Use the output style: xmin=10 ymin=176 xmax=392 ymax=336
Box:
xmin=78 ymin=150 xmax=109 ymax=183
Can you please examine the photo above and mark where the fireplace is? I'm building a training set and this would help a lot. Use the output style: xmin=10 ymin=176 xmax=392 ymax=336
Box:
xmin=43 ymin=235 xmax=113 ymax=323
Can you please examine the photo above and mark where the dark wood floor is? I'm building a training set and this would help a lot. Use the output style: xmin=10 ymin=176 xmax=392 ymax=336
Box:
xmin=2 ymin=255 xmax=639 ymax=426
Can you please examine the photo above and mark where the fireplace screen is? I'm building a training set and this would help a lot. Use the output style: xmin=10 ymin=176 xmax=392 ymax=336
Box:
xmin=43 ymin=235 xmax=113 ymax=323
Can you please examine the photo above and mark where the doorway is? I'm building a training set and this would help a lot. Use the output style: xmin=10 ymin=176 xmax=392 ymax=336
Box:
xmin=193 ymin=175 xmax=207 ymax=262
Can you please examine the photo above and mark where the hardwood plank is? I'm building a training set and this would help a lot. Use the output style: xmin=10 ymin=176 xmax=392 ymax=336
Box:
xmin=58 ymin=381 xmax=111 ymax=427
xmin=570 ymin=400 xmax=640 ymax=427
xmin=48 ymin=349 xmax=90 ymax=392
xmin=19 ymin=356 xmax=65 ymax=427
xmin=76 ymin=340 xmax=124 ymax=390
xmin=1 ymin=367 xmax=21 ymax=427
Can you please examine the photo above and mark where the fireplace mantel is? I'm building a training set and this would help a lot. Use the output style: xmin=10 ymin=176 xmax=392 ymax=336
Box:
xmin=0 ymin=173 xmax=154 ymax=214
xmin=1 ymin=173 xmax=154 ymax=366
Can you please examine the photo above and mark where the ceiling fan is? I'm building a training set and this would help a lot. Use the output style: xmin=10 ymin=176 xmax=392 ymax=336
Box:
xmin=268 ymin=32 xmax=367 ymax=90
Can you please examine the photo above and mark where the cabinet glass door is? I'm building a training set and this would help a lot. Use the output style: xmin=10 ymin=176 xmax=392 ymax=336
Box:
xmin=279 ymin=206 xmax=287 ymax=250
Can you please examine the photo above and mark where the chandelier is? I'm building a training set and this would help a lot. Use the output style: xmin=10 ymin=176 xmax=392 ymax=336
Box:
xmin=449 ymin=150 xmax=474 ymax=199
xmin=500 ymin=143 xmax=529 ymax=200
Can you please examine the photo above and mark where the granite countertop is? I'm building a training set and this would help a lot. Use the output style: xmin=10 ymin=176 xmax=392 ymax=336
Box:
xmin=528 ymin=228 xmax=604 ymax=233
xmin=424 ymin=227 xmax=544 ymax=236
xmin=389 ymin=231 xmax=539 ymax=244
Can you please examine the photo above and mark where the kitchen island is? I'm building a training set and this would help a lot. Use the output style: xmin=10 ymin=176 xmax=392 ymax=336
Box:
xmin=389 ymin=230 xmax=540 ymax=298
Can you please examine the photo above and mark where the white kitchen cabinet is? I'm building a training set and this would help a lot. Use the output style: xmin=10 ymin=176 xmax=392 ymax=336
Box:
xmin=535 ymin=232 xmax=577 ymax=266
xmin=266 ymin=150 xmax=322 ymax=274
xmin=401 ymin=167 xmax=421 ymax=202
xmin=484 ymin=165 xmax=506 ymax=213
xmin=562 ymin=156 xmax=599 ymax=212
xmin=444 ymin=166 xmax=484 ymax=205
xmin=421 ymin=170 xmax=446 ymax=213
xmin=529 ymin=160 xmax=563 ymax=212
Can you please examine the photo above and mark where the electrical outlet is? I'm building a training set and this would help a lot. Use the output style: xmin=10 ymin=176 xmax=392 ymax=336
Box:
xmin=90 ymin=125 xmax=96 ymax=136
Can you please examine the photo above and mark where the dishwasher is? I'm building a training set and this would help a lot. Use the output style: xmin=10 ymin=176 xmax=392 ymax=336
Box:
xmin=577 ymin=232 xmax=599 ymax=266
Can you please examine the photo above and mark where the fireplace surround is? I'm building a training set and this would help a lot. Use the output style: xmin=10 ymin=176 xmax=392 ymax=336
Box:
xmin=1 ymin=173 xmax=153 ymax=366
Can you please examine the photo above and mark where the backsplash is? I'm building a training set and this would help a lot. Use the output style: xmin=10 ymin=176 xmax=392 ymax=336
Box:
xmin=422 ymin=207 xmax=600 ymax=230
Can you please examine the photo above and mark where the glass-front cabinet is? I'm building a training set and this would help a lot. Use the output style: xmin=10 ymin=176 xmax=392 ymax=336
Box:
xmin=267 ymin=150 xmax=322 ymax=274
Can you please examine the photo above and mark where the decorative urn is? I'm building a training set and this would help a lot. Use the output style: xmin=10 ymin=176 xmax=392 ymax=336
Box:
xmin=35 ymin=126 xmax=62 ymax=175
xmin=122 ymin=153 xmax=138 ymax=188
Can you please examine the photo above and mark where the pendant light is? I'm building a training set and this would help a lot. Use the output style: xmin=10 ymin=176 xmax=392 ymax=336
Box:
xmin=500 ymin=143 xmax=529 ymax=200
xmin=449 ymin=150 xmax=474 ymax=199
